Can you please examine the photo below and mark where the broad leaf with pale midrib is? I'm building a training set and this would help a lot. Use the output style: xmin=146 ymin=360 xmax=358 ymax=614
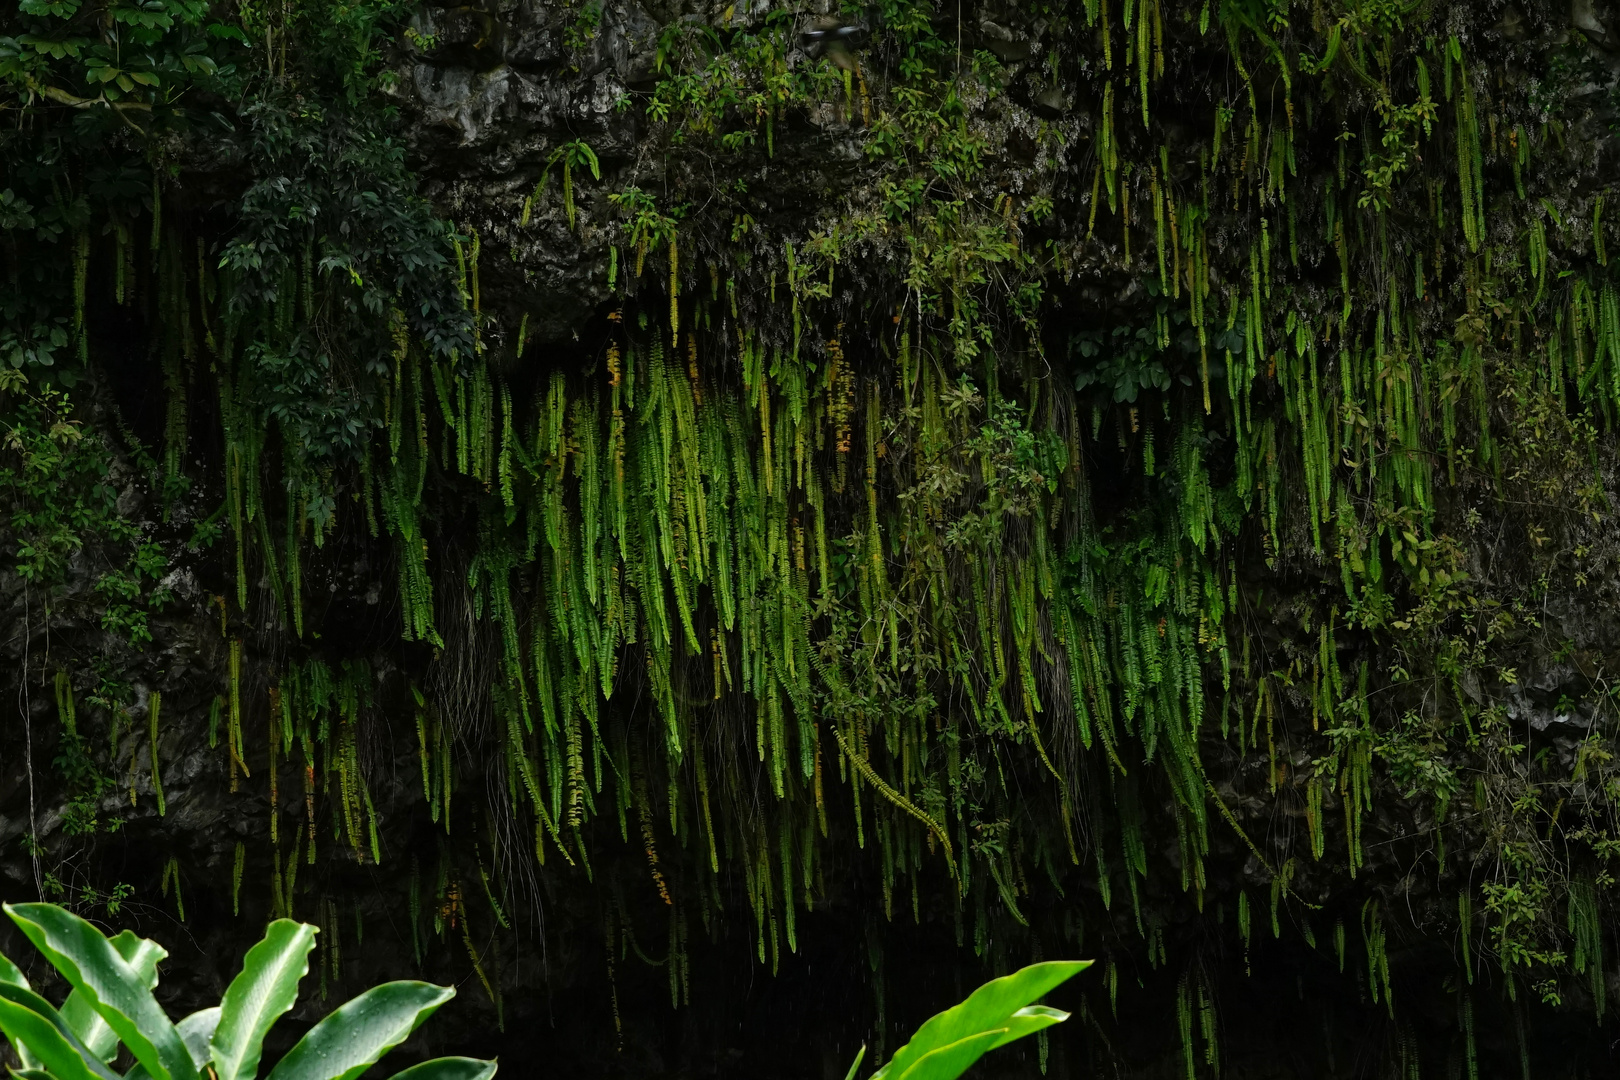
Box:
xmin=3 ymin=903 xmax=195 ymax=1080
xmin=859 ymin=960 xmax=1089 ymax=1080
xmin=264 ymin=981 xmax=456 ymax=1080
xmin=210 ymin=920 xmax=316 ymax=1080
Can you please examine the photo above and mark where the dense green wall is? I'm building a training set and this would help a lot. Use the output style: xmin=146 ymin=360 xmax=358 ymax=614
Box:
xmin=4 ymin=0 xmax=1620 ymax=1076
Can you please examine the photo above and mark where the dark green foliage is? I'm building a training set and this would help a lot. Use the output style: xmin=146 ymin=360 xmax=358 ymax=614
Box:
xmin=6 ymin=0 xmax=1620 ymax=1075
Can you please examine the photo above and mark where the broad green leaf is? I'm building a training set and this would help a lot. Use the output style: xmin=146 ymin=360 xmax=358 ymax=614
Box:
xmin=871 ymin=961 xmax=1088 ymax=1080
xmin=0 ymin=958 xmax=43 ymax=1073
xmin=385 ymin=1057 xmax=498 ymax=1080
xmin=0 ymin=993 xmax=108 ymax=1080
xmin=894 ymin=1030 xmax=1006 ymax=1080
xmin=178 ymin=1008 xmax=221 ymax=1069
xmin=65 ymin=931 xmax=164 ymax=1064
xmin=108 ymin=931 xmax=167 ymax=989
xmin=211 ymin=921 xmax=316 ymax=1080
xmin=0 ymin=956 xmax=43 ymax=1071
xmin=0 ymin=981 xmax=119 ymax=1080
xmin=984 ymin=1006 xmax=1068 ymax=1051
xmin=61 ymin=993 xmax=119 ymax=1064
xmin=10 ymin=1069 xmax=54 ymax=1080
xmin=126 ymin=1009 xmax=222 ymax=1080
xmin=3 ymin=904 xmax=194 ymax=1080
xmin=13 ymin=1039 xmax=47 ymax=1073
xmin=264 ymin=982 xmax=455 ymax=1080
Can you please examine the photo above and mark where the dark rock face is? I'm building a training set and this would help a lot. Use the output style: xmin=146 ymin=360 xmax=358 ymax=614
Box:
xmin=7 ymin=1 xmax=1620 ymax=1078
xmin=396 ymin=0 xmax=662 ymax=347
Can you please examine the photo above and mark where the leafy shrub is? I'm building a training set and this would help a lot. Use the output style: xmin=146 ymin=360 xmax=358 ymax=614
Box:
xmin=0 ymin=903 xmax=495 ymax=1080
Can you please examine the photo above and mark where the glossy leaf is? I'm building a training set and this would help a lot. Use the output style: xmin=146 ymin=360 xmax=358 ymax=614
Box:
xmin=0 ymin=980 xmax=119 ymax=1080
xmin=125 ymin=1009 xmax=225 ymax=1080
xmin=0 ymin=960 xmax=44 ymax=1074
xmin=64 ymin=930 xmax=165 ymax=1064
xmin=3 ymin=904 xmax=194 ymax=1080
xmin=178 ymin=1008 xmax=222 ymax=1069
xmin=108 ymin=931 xmax=167 ymax=989
xmin=870 ymin=961 xmax=1088 ymax=1080
xmin=0 ymin=955 xmax=41 ymax=1073
xmin=264 ymin=982 xmax=455 ymax=1080
xmin=211 ymin=921 xmax=316 ymax=1080
xmin=984 ymin=1006 xmax=1068 ymax=1051
xmin=0 ymin=993 xmax=109 ymax=1080
xmin=894 ymin=1030 xmax=1006 ymax=1080
xmin=385 ymin=1057 xmax=498 ymax=1080
xmin=61 ymin=993 xmax=120 ymax=1065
